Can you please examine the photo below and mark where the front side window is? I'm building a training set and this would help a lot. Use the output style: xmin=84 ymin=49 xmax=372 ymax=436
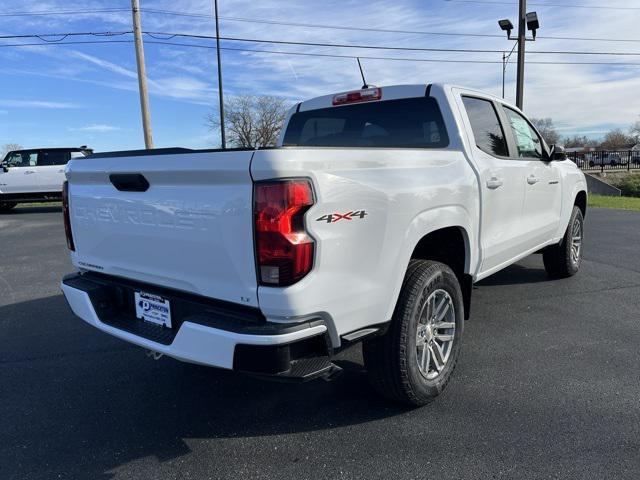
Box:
xmin=504 ymin=108 xmax=543 ymax=159
xmin=283 ymin=97 xmax=449 ymax=149
xmin=3 ymin=151 xmax=38 ymax=167
xmin=462 ymin=97 xmax=509 ymax=157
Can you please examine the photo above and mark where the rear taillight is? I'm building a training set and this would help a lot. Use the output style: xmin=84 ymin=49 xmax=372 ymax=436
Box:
xmin=62 ymin=180 xmax=75 ymax=251
xmin=332 ymin=87 xmax=382 ymax=105
xmin=254 ymin=179 xmax=315 ymax=286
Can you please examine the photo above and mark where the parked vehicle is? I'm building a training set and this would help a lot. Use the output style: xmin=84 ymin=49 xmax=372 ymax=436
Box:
xmin=60 ymin=84 xmax=587 ymax=405
xmin=0 ymin=146 xmax=92 ymax=212
xmin=588 ymin=152 xmax=626 ymax=167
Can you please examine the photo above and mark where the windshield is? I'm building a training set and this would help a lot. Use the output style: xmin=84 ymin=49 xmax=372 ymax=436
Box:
xmin=283 ymin=96 xmax=449 ymax=148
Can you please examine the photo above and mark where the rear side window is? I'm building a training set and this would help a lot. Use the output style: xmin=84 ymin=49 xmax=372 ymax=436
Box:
xmin=462 ymin=97 xmax=509 ymax=157
xmin=283 ymin=97 xmax=449 ymax=148
xmin=39 ymin=150 xmax=71 ymax=166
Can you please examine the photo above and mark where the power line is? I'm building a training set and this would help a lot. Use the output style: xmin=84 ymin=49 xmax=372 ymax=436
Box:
xmin=141 ymin=9 xmax=640 ymax=43
xmin=0 ymin=8 xmax=129 ymax=17
xmin=3 ymin=38 xmax=640 ymax=67
xmin=443 ymin=0 xmax=640 ymax=9
xmin=0 ymin=31 xmax=131 ymax=40
xmin=214 ymin=15 xmax=640 ymax=44
xmin=4 ymin=29 xmax=640 ymax=56
xmin=1 ymin=7 xmax=639 ymax=43
xmin=144 ymin=31 xmax=640 ymax=56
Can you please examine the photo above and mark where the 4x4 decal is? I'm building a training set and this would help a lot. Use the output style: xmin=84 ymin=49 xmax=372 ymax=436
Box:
xmin=316 ymin=210 xmax=367 ymax=223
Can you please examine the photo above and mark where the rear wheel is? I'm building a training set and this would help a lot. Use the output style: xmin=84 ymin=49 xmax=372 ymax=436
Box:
xmin=0 ymin=202 xmax=16 ymax=213
xmin=543 ymin=206 xmax=584 ymax=278
xmin=363 ymin=260 xmax=464 ymax=406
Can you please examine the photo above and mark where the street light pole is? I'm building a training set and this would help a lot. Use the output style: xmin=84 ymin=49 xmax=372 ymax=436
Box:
xmin=131 ymin=0 xmax=153 ymax=149
xmin=214 ymin=0 xmax=226 ymax=149
xmin=515 ymin=0 xmax=526 ymax=109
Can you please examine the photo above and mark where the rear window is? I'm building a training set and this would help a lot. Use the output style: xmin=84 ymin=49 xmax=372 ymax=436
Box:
xmin=283 ymin=97 xmax=449 ymax=148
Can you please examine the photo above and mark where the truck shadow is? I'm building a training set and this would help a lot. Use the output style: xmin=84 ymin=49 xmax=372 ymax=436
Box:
xmin=6 ymin=205 xmax=62 ymax=215
xmin=476 ymin=261 xmax=550 ymax=286
xmin=1 ymin=294 xmax=410 ymax=479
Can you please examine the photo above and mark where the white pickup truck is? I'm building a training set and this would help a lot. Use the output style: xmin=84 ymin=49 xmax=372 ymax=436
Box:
xmin=61 ymin=84 xmax=587 ymax=405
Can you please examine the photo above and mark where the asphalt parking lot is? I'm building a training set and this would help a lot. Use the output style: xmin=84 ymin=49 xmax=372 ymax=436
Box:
xmin=1 ymin=206 xmax=639 ymax=480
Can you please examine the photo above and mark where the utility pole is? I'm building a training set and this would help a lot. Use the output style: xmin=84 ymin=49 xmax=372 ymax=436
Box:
xmin=131 ymin=0 xmax=153 ymax=149
xmin=515 ymin=0 xmax=526 ymax=109
xmin=214 ymin=0 xmax=226 ymax=149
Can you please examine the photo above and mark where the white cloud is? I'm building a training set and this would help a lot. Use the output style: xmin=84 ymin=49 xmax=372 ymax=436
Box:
xmin=2 ymin=0 xmax=640 ymax=142
xmin=0 ymin=99 xmax=80 ymax=109
xmin=77 ymin=123 xmax=121 ymax=132
xmin=70 ymin=51 xmax=138 ymax=80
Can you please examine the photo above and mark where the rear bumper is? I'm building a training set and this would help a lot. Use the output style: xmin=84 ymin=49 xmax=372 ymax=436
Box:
xmin=61 ymin=272 xmax=332 ymax=378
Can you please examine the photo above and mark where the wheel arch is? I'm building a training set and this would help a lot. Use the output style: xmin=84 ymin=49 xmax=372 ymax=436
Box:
xmin=409 ymin=226 xmax=473 ymax=320
xmin=386 ymin=207 xmax=476 ymax=323
xmin=574 ymin=190 xmax=587 ymax=218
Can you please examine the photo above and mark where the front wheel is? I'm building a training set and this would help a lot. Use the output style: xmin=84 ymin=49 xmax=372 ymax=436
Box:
xmin=363 ymin=260 xmax=464 ymax=406
xmin=0 ymin=202 xmax=16 ymax=213
xmin=543 ymin=206 xmax=584 ymax=278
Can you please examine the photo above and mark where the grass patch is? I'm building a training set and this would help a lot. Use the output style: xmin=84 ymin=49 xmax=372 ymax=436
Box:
xmin=588 ymin=195 xmax=640 ymax=212
xmin=15 ymin=202 xmax=61 ymax=208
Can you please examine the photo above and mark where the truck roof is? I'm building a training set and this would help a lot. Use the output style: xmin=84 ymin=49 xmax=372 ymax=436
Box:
xmin=297 ymin=83 xmax=507 ymax=112
xmin=6 ymin=147 xmax=91 ymax=153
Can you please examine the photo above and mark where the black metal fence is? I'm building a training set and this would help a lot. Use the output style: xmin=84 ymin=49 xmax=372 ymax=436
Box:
xmin=566 ymin=150 xmax=640 ymax=172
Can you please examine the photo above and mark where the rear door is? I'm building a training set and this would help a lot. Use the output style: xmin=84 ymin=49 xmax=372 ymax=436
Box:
xmin=67 ymin=150 xmax=259 ymax=307
xmin=501 ymin=107 xmax=562 ymax=248
xmin=37 ymin=150 xmax=72 ymax=192
xmin=458 ymin=95 xmax=530 ymax=275
xmin=0 ymin=150 xmax=40 ymax=194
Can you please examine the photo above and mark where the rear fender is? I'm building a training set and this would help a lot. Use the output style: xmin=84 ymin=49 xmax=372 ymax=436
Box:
xmin=383 ymin=206 xmax=476 ymax=322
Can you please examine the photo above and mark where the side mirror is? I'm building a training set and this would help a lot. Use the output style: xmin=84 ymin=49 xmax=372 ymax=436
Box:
xmin=549 ymin=144 xmax=567 ymax=161
xmin=1 ymin=163 xmax=8 ymax=173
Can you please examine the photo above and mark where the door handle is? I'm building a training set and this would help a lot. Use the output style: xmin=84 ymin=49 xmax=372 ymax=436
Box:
xmin=24 ymin=170 xmax=36 ymax=174
xmin=527 ymin=175 xmax=540 ymax=185
xmin=57 ymin=169 xmax=64 ymax=173
xmin=486 ymin=177 xmax=503 ymax=189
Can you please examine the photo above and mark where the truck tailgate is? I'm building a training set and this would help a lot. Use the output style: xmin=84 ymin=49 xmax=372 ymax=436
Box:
xmin=66 ymin=151 xmax=258 ymax=307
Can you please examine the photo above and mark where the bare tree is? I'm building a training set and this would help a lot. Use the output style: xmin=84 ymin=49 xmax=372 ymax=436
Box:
xmin=1 ymin=143 xmax=23 ymax=158
xmin=601 ymin=128 xmax=635 ymax=150
xmin=563 ymin=135 xmax=599 ymax=149
xmin=630 ymin=119 xmax=640 ymax=143
xmin=206 ymin=95 xmax=290 ymax=148
xmin=530 ymin=118 xmax=560 ymax=145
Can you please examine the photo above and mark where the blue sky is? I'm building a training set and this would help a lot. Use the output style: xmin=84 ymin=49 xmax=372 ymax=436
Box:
xmin=1 ymin=0 xmax=639 ymax=151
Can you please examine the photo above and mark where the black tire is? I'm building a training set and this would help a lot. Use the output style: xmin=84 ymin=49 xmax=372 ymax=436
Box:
xmin=543 ymin=206 xmax=584 ymax=279
xmin=0 ymin=202 xmax=17 ymax=213
xmin=363 ymin=260 xmax=464 ymax=406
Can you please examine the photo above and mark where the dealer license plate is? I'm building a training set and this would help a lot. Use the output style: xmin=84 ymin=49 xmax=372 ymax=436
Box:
xmin=134 ymin=291 xmax=172 ymax=328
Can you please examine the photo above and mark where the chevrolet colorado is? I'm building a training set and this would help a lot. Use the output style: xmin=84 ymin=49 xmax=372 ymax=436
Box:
xmin=61 ymin=84 xmax=587 ymax=405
